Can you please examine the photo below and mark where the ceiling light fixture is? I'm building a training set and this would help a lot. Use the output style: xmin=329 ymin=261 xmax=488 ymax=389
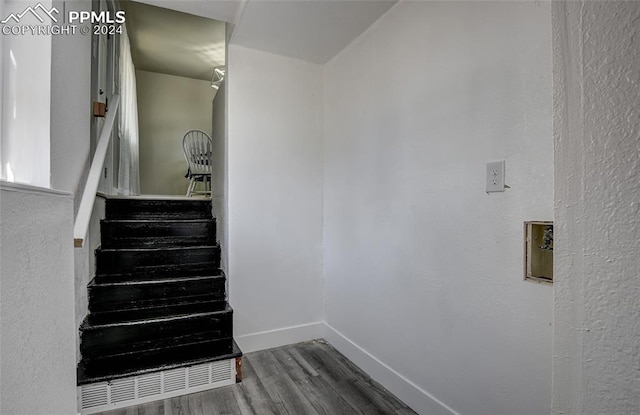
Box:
xmin=211 ymin=66 xmax=225 ymax=89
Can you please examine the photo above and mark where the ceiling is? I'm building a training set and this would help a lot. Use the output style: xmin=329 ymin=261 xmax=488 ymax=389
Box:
xmin=230 ymin=0 xmax=397 ymax=64
xmin=122 ymin=1 xmax=226 ymax=81
xmin=124 ymin=0 xmax=397 ymax=80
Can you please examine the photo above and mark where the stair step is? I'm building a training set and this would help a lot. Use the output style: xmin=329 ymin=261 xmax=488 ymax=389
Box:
xmin=80 ymin=306 xmax=233 ymax=358
xmin=105 ymin=198 xmax=212 ymax=220
xmin=88 ymin=275 xmax=226 ymax=312
xmin=96 ymin=245 xmax=220 ymax=275
xmin=77 ymin=338 xmax=242 ymax=385
xmin=85 ymin=299 xmax=227 ymax=326
xmin=80 ymin=331 xmax=230 ymax=359
xmin=101 ymin=219 xmax=216 ymax=249
xmin=94 ymin=266 xmax=223 ymax=284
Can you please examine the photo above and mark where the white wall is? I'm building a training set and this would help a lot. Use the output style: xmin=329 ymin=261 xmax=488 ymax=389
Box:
xmin=552 ymin=2 xmax=640 ymax=414
xmin=211 ymin=80 xmax=227 ymax=269
xmin=136 ymin=70 xmax=215 ymax=195
xmin=0 ymin=183 xmax=77 ymax=414
xmin=323 ymin=2 xmax=553 ymax=415
xmin=0 ymin=0 xmax=52 ymax=187
xmin=50 ymin=0 xmax=92 ymax=197
xmin=227 ymin=45 xmax=324 ymax=351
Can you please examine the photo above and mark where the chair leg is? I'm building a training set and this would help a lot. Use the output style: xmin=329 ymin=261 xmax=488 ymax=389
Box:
xmin=186 ymin=178 xmax=195 ymax=197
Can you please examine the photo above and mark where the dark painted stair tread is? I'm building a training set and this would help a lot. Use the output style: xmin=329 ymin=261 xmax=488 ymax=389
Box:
xmin=105 ymin=198 xmax=213 ymax=220
xmin=97 ymin=245 xmax=219 ymax=252
xmin=89 ymin=274 xmax=224 ymax=288
xmin=102 ymin=236 xmax=215 ymax=249
xmin=88 ymin=275 xmax=226 ymax=311
xmin=88 ymin=293 xmax=225 ymax=314
xmin=101 ymin=219 xmax=216 ymax=249
xmin=96 ymin=245 xmax=221 ymax=274
xmin=84 ymin=299 xmax=228 ymax=326
xmin=102 ymin=218 xmax=215 ymax=224
xmin=77 ymin=337 xmax=242 ymax=385
xmin=95 ymin=263 xmax=223 ymax=283
xmin=80 ymin=306 xmax=233 ymax=356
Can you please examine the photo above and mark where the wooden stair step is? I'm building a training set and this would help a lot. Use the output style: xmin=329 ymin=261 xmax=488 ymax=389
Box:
xmin=80 ymin=305 xmax=233 ymax=357
xmin=88 ymin=275 xmax=226 ymax=312
xmin=96 ymin=245 xmax=220 ymax=275
xmin=101 ymin=219 xmax=216 ymax=249
xmin=77 ymin=338 xmax=242 ymax=385
xmin=85 ymin=298 xmax=228 ymax=326
xmin=94 ymin=264 xmax=223 ymax=283
xmin=105 ymin=198 xmax=213 ymax=220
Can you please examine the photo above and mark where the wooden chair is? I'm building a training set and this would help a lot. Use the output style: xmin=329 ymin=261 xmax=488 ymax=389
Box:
xmin=182 ymin=130 xmax=213 ymax=197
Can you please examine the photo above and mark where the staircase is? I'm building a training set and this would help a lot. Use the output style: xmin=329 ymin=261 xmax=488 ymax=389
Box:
xmin=77 ymin=197 xmax=241 ymax=414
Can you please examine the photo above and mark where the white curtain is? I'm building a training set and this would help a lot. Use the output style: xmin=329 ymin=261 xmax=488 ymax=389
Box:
xmin=117 ymin=26 xmax=140 ymax=195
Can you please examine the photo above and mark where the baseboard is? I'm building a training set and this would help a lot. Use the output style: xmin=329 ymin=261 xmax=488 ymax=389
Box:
xmin=234 ymin=321 xmax=459 ymax=415
xmin=234 ymin=321 xmax=324 ymax=353
xmin=323 ymin=323 xmax=460 ymax=415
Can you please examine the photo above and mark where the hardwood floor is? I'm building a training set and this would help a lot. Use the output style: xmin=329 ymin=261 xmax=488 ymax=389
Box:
xmin=96 ymin=339 xmax=417 ymax=415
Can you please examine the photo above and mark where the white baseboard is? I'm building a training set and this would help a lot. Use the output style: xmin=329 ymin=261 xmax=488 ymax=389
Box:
xmin=323 ymin=323 xmax=460 ymax=415
xmin=235 ymin=321 xmax=458 ymax=415
xmin=235 ymin=321 xmax=324 ymax=353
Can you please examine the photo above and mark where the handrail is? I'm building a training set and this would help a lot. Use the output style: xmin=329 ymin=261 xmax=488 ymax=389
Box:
xmin=73 ymin=94 xmax=120 ymax=248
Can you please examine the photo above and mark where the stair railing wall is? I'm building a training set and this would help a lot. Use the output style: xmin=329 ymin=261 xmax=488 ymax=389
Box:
xmin=74 ymin=94 xmax=120 ymax=248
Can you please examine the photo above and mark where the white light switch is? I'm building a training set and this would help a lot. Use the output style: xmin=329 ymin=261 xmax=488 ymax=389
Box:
xmin=486 ymin=160 xmax=505 ymax=193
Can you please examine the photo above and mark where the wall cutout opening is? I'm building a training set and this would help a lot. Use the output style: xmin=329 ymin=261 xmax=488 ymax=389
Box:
xmin=524 ymin=221 xmax=553 ymax=284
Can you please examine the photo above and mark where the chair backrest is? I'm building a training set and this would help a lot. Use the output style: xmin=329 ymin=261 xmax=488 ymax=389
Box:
xmin=182 ymin=130 xmax=213 ymax=176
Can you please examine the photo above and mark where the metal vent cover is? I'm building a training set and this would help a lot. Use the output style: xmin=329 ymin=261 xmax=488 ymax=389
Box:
xmin=80 ymin=383 xmax=108 ymax=409
xmin=164 ymin=367 xmax=187 ymax=392
xmin=78 ymin=359 xmax=236 ymax=414
xmin=188 ymin=363 xmax=209 ymax=387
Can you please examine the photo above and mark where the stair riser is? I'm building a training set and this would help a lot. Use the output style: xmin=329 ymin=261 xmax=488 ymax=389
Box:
xmin=77 ymin=338 xmax=237 ymax=385
xmin=88 ymin=279 xmax=225 ymax=312
xmin=81 ymin=313 xmax=232 ymax=357
xmin=105 ymin=199 xmax=212 ymax=220
xmin=96 ymin=246 xmax=220 ymax=275
xmin=88 ymin=301 xmax=228 ymax=326
xmin=94 ymin=263 xmax=220 ymax=284
xmin=101 ymin=220 xmax=216 ymax=249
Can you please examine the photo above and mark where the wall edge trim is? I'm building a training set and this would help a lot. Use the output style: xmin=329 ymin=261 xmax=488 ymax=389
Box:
xmin=1 ymin=180 xmax=73 ymax=198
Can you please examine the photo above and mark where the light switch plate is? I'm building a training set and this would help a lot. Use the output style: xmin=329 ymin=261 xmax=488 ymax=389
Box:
xmin=486 ymin=160 xmax=505 ymax=193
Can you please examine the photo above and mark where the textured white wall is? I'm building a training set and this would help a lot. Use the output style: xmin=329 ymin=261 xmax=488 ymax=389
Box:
xmin=323 ymin=2 xmax=553 ymax=415
xmin=227 ymin=45 xmax=324 ymax=351
xmin=0 ymin=183 xmax=77 ymax=414
xmin=136 ymin=70 xmax=215 ymax=195
xmin=552 ymin=2 xmax=640 ymax=414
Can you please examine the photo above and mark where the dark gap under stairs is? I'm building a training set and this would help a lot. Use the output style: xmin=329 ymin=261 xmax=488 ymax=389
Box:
xmin=77 ymin=197 xmax=241 ymax=385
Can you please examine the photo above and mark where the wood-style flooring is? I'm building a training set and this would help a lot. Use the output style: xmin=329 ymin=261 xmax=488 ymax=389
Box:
xmin=97 ymin=339 xmax=417 ymax=415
